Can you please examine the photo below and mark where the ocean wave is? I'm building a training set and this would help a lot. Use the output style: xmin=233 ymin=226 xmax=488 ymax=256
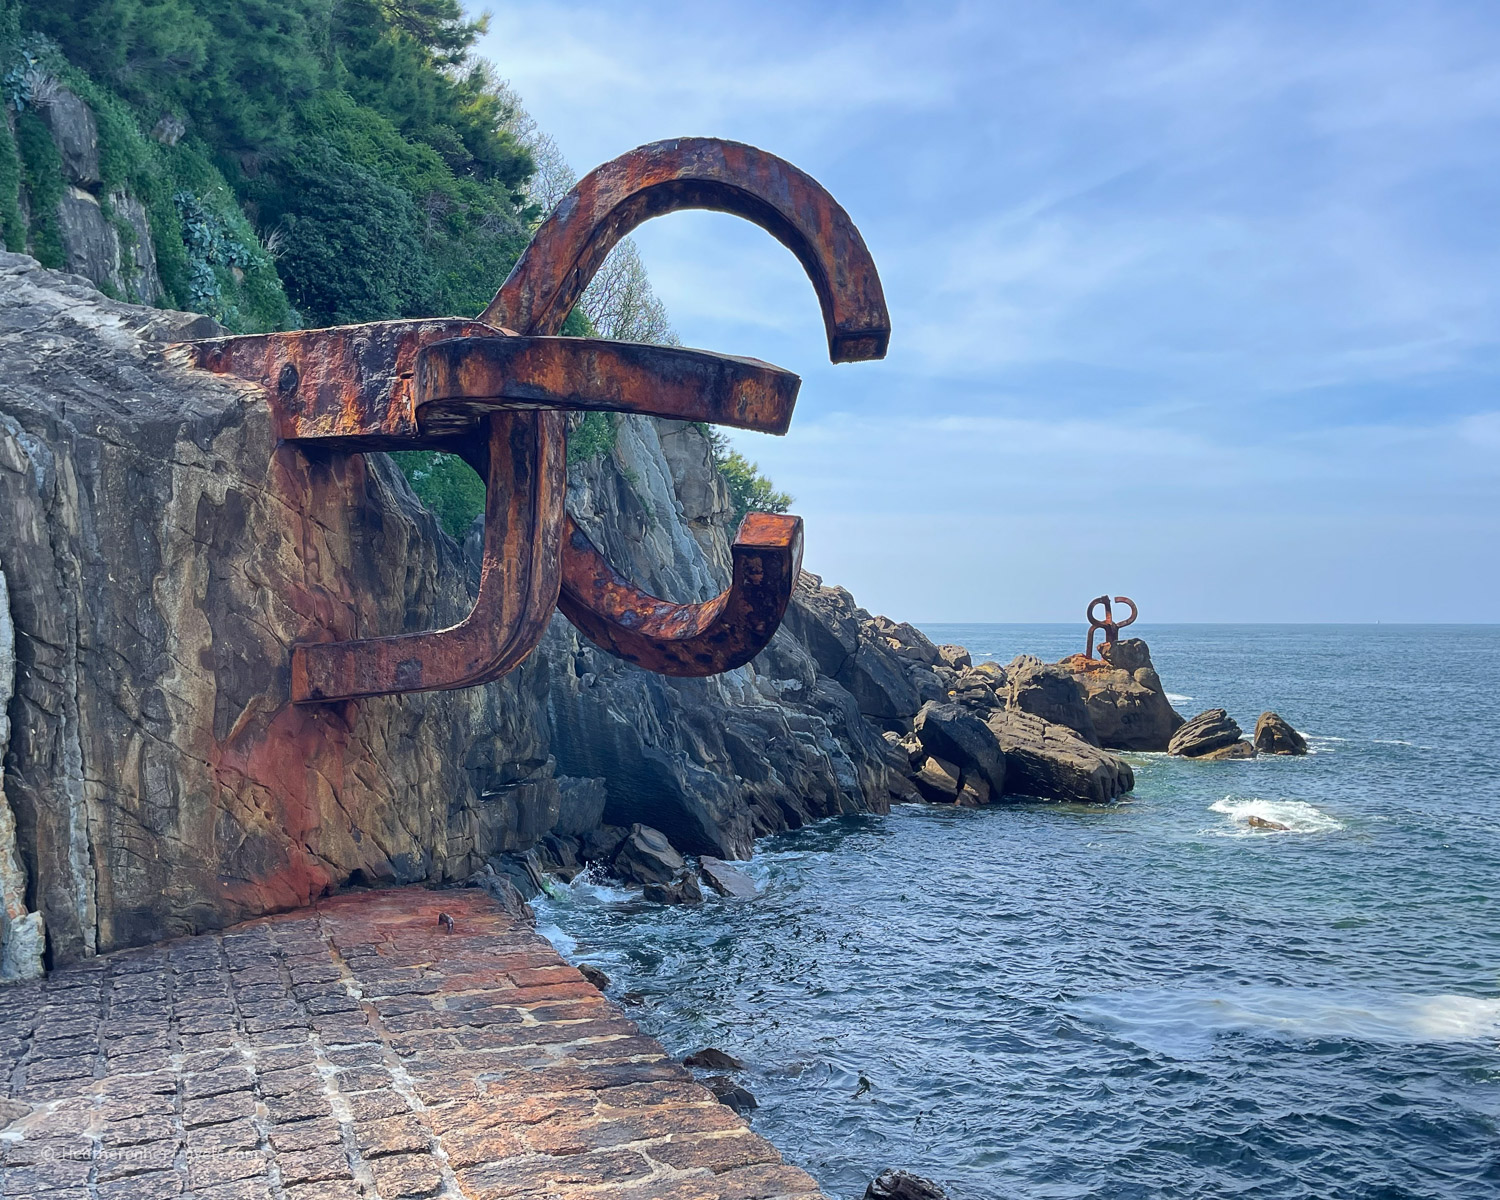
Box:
xmin=1068 ymin=987 xmax=1500 ymax=1058
xmin=1208 ymin=795 xmax=1344 ymax=835
xmin=533 ymin=922 xmax=577 ymax=957
xmin=1165 ymin=693 xmax=1193 ymax=703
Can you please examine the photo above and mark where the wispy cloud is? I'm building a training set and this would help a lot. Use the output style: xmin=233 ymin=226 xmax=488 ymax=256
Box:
xmin=478 ymin=1 xmax=1500 ymax=621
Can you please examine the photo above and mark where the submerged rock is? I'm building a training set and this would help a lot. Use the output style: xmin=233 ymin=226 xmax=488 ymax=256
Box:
xmin=1246 ymin=815 xmax=1291 ymax=831
xmin=985 ymin=710 xmax=1135 ymax=804
xmin=684 ymin=1047 xmax=744 ymax=1071
xmin=1169 ymin=709 xmax=1254 ymax=759
xmin=1062 ymin=638 xmax=1185 ymax=751
xmin=643 ymin=871 xmax=704 ymax=905
xmin=1254 ymin=711 xmax=1309 ymax=756
xmin=865 ymin=1169 xmax=950 ymax=1200
xmin=577 ymin=963 xmax=610 ymax=990
xmin=706 ymin=1075 xmax=758 ymax=1114
xmin=699 ymin=856 xmax=760 ymax=899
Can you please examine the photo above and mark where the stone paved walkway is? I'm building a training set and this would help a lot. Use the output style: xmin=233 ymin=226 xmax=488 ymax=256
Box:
xmin=0 ymin=889 xmax=824 ymax=1200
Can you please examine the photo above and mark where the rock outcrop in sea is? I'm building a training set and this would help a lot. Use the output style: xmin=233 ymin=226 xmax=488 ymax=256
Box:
xmin=1169 ymin=709 xmax=1257 ymax=759
xmin=0 ymin=255 xmax=1138 ymax=972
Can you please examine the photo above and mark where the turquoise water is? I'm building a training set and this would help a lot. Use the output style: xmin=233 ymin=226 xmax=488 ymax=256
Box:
xmin=536 ymin=625 xmax=1500 ymax=1199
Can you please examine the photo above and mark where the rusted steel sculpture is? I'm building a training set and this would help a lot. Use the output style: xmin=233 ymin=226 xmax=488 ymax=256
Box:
xmin=1085 ymin=594 xmax=1138 ymax=660
xmin=183 ymin=138 xmax=889 ymax=703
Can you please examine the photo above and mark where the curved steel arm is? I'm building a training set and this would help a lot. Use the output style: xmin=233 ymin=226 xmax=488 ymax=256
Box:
xmin=291 ymin=411 xmax=566 ymax=703
xmin=556 ymin=512 xmax=804 ymax=676
xmin=483 ymin=138 xmax=891 ymax=362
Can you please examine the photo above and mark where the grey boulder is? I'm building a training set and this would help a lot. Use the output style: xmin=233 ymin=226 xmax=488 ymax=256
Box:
xmin=985 ymin=709 xmax=1135 ymax=804
xmin=914 ymin=702 xmax=1006 ymax=797
xmin=699 ymin=856 xmax=759 ymax=899
xmin=1006 ymin=656 xmax=1100 ymax=745
xmin=613 ymin=824 xmax=686 ymax=887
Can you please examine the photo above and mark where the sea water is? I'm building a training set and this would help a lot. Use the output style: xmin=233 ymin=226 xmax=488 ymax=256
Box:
xmin=534 ymin=625 xmax=1500 ymax=1199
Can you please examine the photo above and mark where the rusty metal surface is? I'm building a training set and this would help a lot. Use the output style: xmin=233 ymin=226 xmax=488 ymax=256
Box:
xmin=557 ymin=512 xmax=804 ymax=676
xmin=483 ymin=137 xmax=890 ymax=361
xmin=180 ymin=136 xmax=889 ymax=702
xmin=292 ymin=412 xmax=566 ymax=703
xmin=1085 ymin=595 xmax=1138 ymax=660
xmin=413 ymin=336 xmax=800 ymax=436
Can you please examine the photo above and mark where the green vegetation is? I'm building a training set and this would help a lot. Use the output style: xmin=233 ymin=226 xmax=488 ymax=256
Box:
xmin=567 ymin=411 xmax=616 ymax=466
xmin=0 ymin=0 xmax=791 ymax=536
xmin=707 ymin=430 xmax=792 ymax=528
xmin=13 ymin=108 xmax=61 ymax=266
xmin=389 ymin=450 xmax=485 ymax=539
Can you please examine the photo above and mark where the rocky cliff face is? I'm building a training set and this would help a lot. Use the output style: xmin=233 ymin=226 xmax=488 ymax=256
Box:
xmin=0 ymin=257 xmax=1140 ymax=974
xmin=0 ymin=256 xmax=909 ymax=970
xmin=11 ymin=89 xmax=165 ymax=306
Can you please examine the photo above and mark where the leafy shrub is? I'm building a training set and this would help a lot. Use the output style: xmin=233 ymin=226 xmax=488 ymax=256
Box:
xmin=568 ymin=411 xmax=616 ymax=465
xmin=13 ymin=107 xmax=61 ymax=266
xmin=249 ymin=139 xmax=434 ymax=326
xmin=390 ymin=450 xmax=484 ymax=539
xmin=0 ymin=117 xmax=22 ymax=251
xmin=707 ymin=430 xmax=793 ymax=527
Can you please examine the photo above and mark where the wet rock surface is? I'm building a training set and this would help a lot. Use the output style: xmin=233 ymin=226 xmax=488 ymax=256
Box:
xmin=612 ymin=825 xmax=687 ymax=888
xmin=1255 ymin=710 xmax=1309 ymax=755
xmin=866 ymin=1168 xmax=951 ymax=1199
xmin=698 ymin=856 xmax=760 ymax=900
xmin=1169 ymin=709 xmax=1256 ymax=759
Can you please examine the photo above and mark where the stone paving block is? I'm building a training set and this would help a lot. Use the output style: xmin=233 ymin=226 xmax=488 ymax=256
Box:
xmin=96 ymin=1168 xmax=185 ymax=1199
xmin=355 ymin=1112 xmax=430 ymax=1157
xmin=0 ymin=888 xmax=826 ymax=1200
xmin=192 ymin=1177 xmax=275 ymax=1200
xmin=97 ymin=1141 xmax=179 ymax=1181
xmin=647 ymin=1132 xmax=783 ymax=1175
xmin=192 ymin=1117 xmax=263 ymax=1152
xmin=366 ymin=1151 xmax=446 ymax=1198
xmin=264 ymin=1090 xmax=330 ymax=1124
xmin=275 ymin=1144 xmax=354 ymax=1186
xmin=345 ymin=1089 xmax=409 ymax=1122
xmin=283 ymin=1182 xmax=363 ymax=1200
xmin=184 ymin=1147 xmax=271 ymax=1188
xmin=458 ymin=1148 xmax=655 ymax=1198
xmin=183 ymin=1089 xmax=258 ymax=1127
xmin=268 ymin=1117 xmax=344 ymax=1153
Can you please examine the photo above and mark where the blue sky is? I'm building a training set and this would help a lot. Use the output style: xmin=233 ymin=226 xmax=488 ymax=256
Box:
xmin=477 ymin=1 xmax=1500 ymax=621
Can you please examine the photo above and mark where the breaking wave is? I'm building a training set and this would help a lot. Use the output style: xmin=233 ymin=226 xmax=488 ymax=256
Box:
xmin=1069 ymin=987 xmax=1500 ymax=1058
xmin=1208 ymin=794 xmax=1344 ymax=835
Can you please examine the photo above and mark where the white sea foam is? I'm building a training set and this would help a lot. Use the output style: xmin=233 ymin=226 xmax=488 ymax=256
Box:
xmin=1209 ymin=795 xmax=1344 ymax=835
xmin=1165 ymin=693 xmax=1193 ymax=703
xmin=1069 ymin=987 xmax=1500 ymax=1058
xmin=533 ymin=922 xmax=577 ymax=956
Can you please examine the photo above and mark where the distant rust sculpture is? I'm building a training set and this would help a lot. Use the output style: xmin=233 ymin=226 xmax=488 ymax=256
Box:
xmin=1085 ymin=594 xmax=1138 ymax=660
xmin=183 ymin=138 xmax=889 ymax=703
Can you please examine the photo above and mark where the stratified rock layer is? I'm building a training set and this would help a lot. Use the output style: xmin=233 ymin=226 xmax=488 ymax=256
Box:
xmin=1169 ymin=709 xmax=1255 ymax=759
xmin=1254 ymin=711 xmax=1308 ymax=755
